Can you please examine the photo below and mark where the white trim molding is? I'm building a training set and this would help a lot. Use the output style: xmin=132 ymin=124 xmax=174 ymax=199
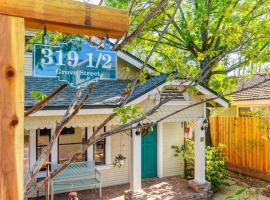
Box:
xmin=51 ymin=127 xmax=58 ymax=163
xmin=105 ymin=136 xmax=112 ymax=165
xmin=130 ymin=124 xmax=142 ymax=194
xmin=157 ymin=122 xmax=164 ymax=178
xmin=29 ymin=129 xmax=36 ymax=169
xmin=29 ymin=108 xmax=114 ymax=117
xmin=87 ymin=126 xmax=94 ymax=162
xmin=194 ymin=118 xmax=206 ymax=184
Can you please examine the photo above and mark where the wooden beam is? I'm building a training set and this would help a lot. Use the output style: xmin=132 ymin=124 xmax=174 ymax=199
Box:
xmin=0 ymin=0 xmax=129 ymax=38
xmin=227 ymin=163 xmax=270 ymax=182
xmin=0 ymin=14 xmax=25 ymax=200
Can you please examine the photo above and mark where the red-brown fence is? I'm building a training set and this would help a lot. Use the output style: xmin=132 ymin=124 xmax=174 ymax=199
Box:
xmin=210 ymin=116 xmax=270 ymax=181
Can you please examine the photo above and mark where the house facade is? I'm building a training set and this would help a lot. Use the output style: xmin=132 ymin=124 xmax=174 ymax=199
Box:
xmin=24 ymin=43 xmax=228 ymax=197
xmin=212 ymin=74 xmax=270 ymax=117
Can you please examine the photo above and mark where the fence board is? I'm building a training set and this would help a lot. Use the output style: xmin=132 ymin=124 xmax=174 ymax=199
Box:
xmin=210 ymin=116 xmax=270 ymax=181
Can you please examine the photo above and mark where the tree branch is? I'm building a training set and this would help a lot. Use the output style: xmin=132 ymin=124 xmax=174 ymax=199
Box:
xmin=113 ymin=0 xmax=170 ymax=51
xmin=24 ymin=83 xmax=67 ymax=117
xmin=24 ymin=84 xmax=95 ymax=192
xmin=33 ymin=0 xmax=184 ymax=191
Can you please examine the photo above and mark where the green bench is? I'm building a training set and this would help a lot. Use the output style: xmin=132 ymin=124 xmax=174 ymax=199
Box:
xmin=51 ymin=161 xmax=102 ymax=199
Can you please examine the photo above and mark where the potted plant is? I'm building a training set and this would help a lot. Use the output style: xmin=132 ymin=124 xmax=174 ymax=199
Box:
xmin=113 ymin=153 xmax=127 ymax=168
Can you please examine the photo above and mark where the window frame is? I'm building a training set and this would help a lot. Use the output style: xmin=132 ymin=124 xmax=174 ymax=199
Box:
xmin=57 ymin=127 xmax=87 ymax=164
xmin=93 ymin=126 xmax=106 ymax=165
xmin=36 ymin=128 xmax=51 ymax=171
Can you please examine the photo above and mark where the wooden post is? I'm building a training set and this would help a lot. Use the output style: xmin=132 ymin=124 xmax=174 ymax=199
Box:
xmin=0 ymin=14 xmax=25 ymax=200
xmin=45 ymin=163 xmax=51 ymax=200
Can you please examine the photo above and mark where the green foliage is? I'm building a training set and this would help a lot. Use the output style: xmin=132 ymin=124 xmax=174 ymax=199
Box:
xmin=30 ymin=90 xmax=47 ymax=102
xmin=113 ymin=105 xmax=145 ymax=124
xmin=209 ymin=63 xmax=239 ymax=95
xmin=205 ymin=143 xmax=229 ymax=188
xmin=138 ymin=69 xmax=149 ymax=85
xmin=173 ymin=139 xmax=228 ymax=188
xmin=225 ymin=188 xmax=259 ymax=200
xmin=120 ymin=0 xmax=270 ymax=93
xmin=26 ymin=31 xmax=79 ymax=51
xmin=104 ymin=0 xmax=130 ymax=9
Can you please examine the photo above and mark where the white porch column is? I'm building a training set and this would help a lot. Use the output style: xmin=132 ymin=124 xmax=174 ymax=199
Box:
xmin=87 ymin=127 xmax=94 ymax=161
xmin=188 ymin=118 xmax=210 ymax=192
xmin=125 ymin=124 xmax=146 ymax=199
xmin=105 ymin=136 xmax=112 ymax=165
xmin=51 ymin=127 xmax=58 ymax=164
xmin=29 ymin=129 xmax=36 ymax=169
xmin=157 ymin=122 xmax=164 ymax=178
xmin=194 ymin=118 xmax=206 ymax=184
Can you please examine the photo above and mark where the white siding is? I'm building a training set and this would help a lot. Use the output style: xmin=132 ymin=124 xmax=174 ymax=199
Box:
xmin=24 ymin=54 xmax=32 ymax=76
xmin=98 ymin=131 xmax=130 ymax=187
xmin=163 ymin=122 xmax=185 ymax=177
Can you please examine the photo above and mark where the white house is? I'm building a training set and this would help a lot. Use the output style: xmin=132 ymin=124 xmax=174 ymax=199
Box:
xmin=23 ymin=43 xmax=229 ymax=198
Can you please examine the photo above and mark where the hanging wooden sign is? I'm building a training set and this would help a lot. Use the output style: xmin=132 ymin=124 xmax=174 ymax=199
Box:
xmin=33 ymin=38 xmax=117 ymax=87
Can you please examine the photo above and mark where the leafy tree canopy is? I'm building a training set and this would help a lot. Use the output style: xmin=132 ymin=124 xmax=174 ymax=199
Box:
xmin=106 ymin=0 xmax=270 ymax=95
xmin=27 ymin=0 xmax=270 ymax=96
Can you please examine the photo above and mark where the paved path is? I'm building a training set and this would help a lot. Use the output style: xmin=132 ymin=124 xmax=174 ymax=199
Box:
xmin=38 ymin=176 xmax=209 ymax=200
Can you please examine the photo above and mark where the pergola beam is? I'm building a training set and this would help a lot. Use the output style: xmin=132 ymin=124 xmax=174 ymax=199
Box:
xmin=0 ymin=0 xmax=129 ymax=38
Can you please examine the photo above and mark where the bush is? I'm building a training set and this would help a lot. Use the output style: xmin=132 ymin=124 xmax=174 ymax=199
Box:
xmin=172 ymin=139 xmax=228 ymax=188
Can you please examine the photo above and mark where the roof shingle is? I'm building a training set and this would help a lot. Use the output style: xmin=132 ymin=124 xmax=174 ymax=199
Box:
xmin=230 ymin=74 xmax=270 ymax=101
xmin=25 ymin=75 xmax=168 ymax=109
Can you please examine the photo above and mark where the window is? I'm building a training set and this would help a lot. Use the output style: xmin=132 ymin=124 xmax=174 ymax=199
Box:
xmin=238 ymin=107 xmax=251 ymax=116
xmin=36 ymin=128 xmax=51 ymax=171
xmin=58 ymin=127 xmax=87 ymax=164
xmin=93 ymin=126 xmax=106 ymax=165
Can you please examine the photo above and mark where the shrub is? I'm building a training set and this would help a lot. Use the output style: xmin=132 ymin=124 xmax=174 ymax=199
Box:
xmin=172 ymin=139 xmax=228 ymax=188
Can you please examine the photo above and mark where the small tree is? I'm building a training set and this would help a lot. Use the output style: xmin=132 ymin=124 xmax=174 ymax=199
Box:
xmin=173 ymin=139 xmax=229 ymax=188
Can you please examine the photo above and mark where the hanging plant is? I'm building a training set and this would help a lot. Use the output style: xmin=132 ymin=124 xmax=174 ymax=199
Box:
xmin=141 ymin=123 xmax=153 ymax=136
xmin=113 ymin=153 xmax=127 ymax=168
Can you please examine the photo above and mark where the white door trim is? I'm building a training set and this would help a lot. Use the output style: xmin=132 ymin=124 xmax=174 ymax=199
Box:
xmin=157 ymin=122 xmax=164 ymax=178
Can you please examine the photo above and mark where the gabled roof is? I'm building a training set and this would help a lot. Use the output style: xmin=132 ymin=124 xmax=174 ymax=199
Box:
xmin=25 ymin=74 xmax=229 ymax=110
xmin=25 ymin=75 xmax=168 ymax=109
xmin=230 ymin=74 xmax=270 ymax=102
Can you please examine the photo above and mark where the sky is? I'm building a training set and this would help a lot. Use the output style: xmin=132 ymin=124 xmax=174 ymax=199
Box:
xmin=77 ymin=0 xmax=100 ymax=4
xmin=89 ymin=0 xmax=100 ymax=4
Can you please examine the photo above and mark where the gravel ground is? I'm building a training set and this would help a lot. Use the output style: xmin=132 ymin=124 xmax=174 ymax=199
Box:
xmin=213 ymin=171 xmax=270 ymax=200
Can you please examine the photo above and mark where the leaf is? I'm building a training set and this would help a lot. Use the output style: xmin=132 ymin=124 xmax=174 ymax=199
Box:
xmin=30 ymin=90 xmax=47 ymax=102
xmin=225 ymin=196 xmax=236 ymax=200
xmin=235 ymin=188 xmax=246 ymax=195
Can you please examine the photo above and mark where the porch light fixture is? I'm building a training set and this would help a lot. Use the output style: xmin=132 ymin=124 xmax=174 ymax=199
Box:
xmin=42 ymin=26 xmax=50 ymax=45
xmin=201 ymin=119 xmax=208 ymax=131
xmin=135 ymin=123 xmax=142 ymax=136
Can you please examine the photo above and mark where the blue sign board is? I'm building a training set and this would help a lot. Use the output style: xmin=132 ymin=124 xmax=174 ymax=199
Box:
xmin=33 ymin=38 xmax=117 ymax=88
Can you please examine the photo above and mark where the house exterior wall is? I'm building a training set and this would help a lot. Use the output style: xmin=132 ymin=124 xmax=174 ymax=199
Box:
xmin=211 ymin=106 xmax=238 ymax=117
xmin=212 ymin=104 xmax=270 ymax=117
xmin=24 ymin=125 xmax=131 ymax=187
xmin=98 ymin=132 xmax=130 ymax=187
xmin=162 ymin=122 xmax=185 ymax=177
xmin=24 ymin=86 xmax=207 ymax=189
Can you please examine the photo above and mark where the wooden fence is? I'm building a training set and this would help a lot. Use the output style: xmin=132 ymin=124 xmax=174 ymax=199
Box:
xmin=210 ymin=116 xmax=270 ymax=181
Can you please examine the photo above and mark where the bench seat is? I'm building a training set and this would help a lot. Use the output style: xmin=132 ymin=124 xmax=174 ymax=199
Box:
xmin=51 ymin=161 xmax=102 ymax=199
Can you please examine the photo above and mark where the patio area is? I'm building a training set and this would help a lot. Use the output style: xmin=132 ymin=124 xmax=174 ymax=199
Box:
xmin=46 ymin=176 xmax=213 ymax=200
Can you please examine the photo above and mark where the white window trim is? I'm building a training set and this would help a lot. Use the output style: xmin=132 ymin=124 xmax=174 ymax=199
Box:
xmin=87 ymin=126 xmax=112 ymax=169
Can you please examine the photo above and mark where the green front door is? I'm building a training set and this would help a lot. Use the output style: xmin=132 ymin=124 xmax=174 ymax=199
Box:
xmin=141 ymin=124 xmax=157 ymax=179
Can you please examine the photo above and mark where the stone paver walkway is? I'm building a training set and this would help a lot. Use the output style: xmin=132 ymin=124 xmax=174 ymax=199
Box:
xmin=48 ymin=176 xmax=211 ymax=200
